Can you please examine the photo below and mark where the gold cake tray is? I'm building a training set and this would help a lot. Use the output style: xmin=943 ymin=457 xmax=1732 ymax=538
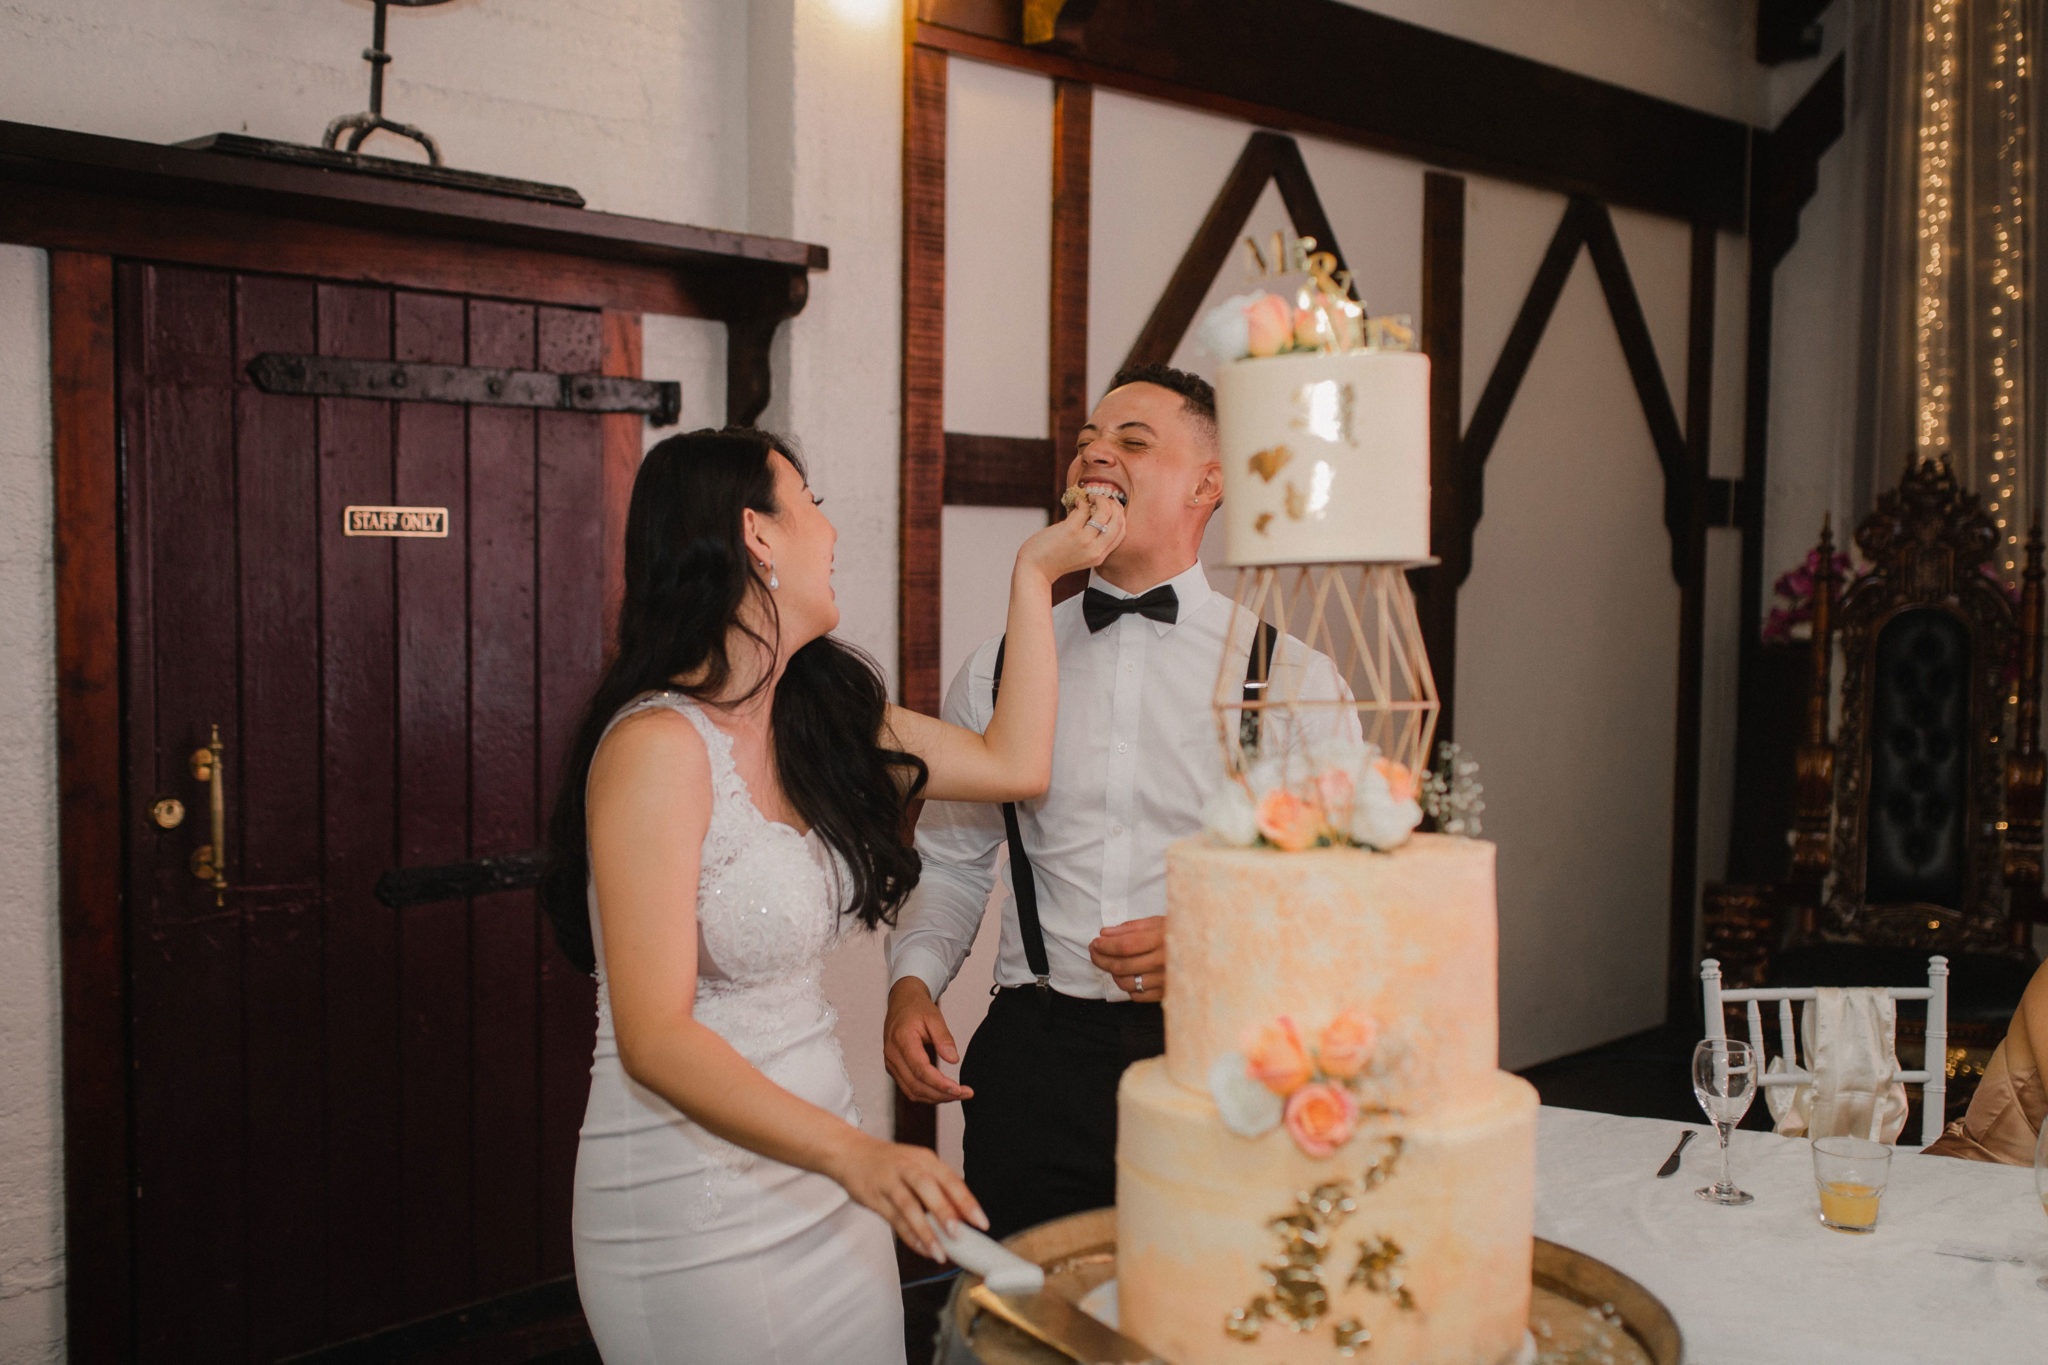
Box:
xmin=940 ymin=1208 xmax=1683 ymax=1365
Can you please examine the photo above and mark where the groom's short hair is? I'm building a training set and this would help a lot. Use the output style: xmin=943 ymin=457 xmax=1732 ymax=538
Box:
xmin=1107 ymin=362 xmax=1216 ymax=449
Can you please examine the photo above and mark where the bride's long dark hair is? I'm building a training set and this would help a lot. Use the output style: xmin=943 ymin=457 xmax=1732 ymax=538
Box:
xmin=540 ymin=427 xmax=927 ymax=974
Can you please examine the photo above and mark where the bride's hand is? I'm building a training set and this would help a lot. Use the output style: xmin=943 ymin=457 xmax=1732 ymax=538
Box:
xmin=829 ymin=1134 xmax=988 ymax=1260
xmin=1016 ymin=490 xmax=1126 ymax=583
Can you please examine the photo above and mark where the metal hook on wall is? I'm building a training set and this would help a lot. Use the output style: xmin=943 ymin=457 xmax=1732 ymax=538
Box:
xmin=321 ymin=0 xmax=457 ymax=166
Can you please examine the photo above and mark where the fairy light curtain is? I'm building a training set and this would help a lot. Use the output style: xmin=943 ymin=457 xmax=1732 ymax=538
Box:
xmin=1854 ymin=0 xmax=2043 ymax=579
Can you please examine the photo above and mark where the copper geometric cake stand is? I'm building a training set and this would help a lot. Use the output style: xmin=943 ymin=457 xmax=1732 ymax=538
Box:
xmin=940 ymin=1208 xmax=1683 ymax=1365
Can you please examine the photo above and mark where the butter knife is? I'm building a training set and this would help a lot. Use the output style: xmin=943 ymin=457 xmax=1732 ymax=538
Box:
xmin=1655 ymin=1129 xmax=1697 ymax=1177
xmin=968 ymin=1282 xmax=1165 ymax=1364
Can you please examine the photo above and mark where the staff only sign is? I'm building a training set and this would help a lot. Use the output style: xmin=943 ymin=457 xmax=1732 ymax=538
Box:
xmin=343 ymin=505 xmax=450 ymax=538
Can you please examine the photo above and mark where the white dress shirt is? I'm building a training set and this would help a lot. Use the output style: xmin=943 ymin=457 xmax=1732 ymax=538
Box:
xmin=887 ymin=561 xmax=1349 ymax=1002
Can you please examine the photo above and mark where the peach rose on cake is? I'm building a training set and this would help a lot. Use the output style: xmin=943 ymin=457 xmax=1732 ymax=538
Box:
xmin=1373 ymin=755 xmax=1419 ymax=804
xmin=1255 ymin=787 xmax=1322 ymax=851
xmin=1242 ymin=1017 xmax=1314 ymax=1095
xmin=1316 ymin=1008 xmax=1379 ymax=1079
xmin=1283 ymin=1081 xmax=1360 ymax=1158
xmin=1244 ymin=292 xmax=1296 ymax=357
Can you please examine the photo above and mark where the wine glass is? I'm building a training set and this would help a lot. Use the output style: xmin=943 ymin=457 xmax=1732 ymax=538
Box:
xmin=1692 ymin=1037 xmax=1758 ymax=1206
xmin=2034 ymin=1117 xmax=2048 ymax=1289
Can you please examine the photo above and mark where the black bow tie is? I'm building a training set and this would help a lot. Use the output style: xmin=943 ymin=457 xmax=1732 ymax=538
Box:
xmin=1082 ymin=584 xmax=1179 ymax=633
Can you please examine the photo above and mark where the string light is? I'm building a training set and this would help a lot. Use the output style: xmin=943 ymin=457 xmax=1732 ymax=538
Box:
xmin=1914 ymin=0 xmax=2032 ymax=582
xmin=1914 ymin=0 xmax=1961 ymax=460
xmin=1981 ymin=1 xmax=2030 ymax=578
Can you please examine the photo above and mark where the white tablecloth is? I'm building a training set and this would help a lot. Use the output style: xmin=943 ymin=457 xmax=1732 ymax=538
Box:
xmin=1536 ymin=1106 xmax=2048 ymax=1364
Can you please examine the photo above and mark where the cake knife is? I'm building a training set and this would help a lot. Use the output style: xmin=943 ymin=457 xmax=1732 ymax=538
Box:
xmin=966 ymin=1283 xmax=1165 ymax=1365
xmin=933 ymin=1217 xmax=1163 ymax=1364
xmin=1655 ymin=1129 xmax=1696 ymax=1177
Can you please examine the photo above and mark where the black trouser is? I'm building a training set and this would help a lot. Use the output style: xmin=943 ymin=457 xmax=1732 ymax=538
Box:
xmin=958 ymin=986 xmax=1165 ymax=1239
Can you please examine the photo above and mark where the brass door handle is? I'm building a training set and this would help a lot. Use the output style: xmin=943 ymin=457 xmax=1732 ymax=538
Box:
xmin=189 ymin=725 xmax=226 ymax=904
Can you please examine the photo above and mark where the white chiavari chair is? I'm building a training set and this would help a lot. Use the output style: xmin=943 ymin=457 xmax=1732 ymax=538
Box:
xmin=1700 ymin=955 xmax=1948 ymax=1148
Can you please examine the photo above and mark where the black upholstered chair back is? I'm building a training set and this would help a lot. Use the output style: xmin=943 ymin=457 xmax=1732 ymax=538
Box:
xmin=1864 ymin=606 xmax=1970 ymax=909
xmin=1823 ymin=457 xmax=2031 ymax=952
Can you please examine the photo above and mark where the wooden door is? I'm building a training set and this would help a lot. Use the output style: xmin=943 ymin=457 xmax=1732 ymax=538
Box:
xmin=116 ymin=261 xmax=606 ymax=1361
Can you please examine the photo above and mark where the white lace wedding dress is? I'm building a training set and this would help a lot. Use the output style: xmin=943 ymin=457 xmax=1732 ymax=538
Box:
xmin=573 ymin=693 xmax=905 ymax=1364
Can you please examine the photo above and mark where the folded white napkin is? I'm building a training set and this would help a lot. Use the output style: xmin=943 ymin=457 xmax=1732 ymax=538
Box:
xmin=1764 ymin=987 xmax=1909 ymax=1142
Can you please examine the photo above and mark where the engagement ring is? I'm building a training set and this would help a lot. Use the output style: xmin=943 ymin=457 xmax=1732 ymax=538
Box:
xmin=1134 ymin=974 xmax=1144 ymax=992
xmin=1087 ymin=519 xmax=1109 ymax=534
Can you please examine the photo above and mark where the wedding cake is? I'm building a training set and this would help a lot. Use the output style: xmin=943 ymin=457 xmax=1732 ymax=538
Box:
xmin=1110 ymin=253 xmax=1536 ymax=1364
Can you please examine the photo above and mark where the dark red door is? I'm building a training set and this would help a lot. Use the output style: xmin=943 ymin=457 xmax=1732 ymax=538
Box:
xmin=116 ymin=261 xmax=605 ymax=1360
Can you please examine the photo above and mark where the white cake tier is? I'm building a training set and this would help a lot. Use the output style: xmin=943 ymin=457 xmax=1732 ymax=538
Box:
xmin=1164 ymin=837 xmax=1499 ymax=1113
xmin=1118 ymin=1063 xmax=1538 ymax=1365
xmin=1217 ymin=349 xmax=1431 ymax=566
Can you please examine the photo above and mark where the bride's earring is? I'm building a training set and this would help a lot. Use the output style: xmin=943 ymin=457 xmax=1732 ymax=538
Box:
xmin=758 ymin=557 xmax=779 ymax=590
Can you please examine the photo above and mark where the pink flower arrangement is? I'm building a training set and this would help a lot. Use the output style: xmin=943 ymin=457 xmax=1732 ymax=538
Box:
xmin=1212 ymin=1008 xmax=1388 ymax=1156
xmin=1761 ymin=546 xmax=1855 ymax=644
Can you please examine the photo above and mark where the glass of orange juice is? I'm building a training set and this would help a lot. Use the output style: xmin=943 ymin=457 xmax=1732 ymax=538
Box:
xmin=1811 ymin=1136 xmax=1892 ymax=1234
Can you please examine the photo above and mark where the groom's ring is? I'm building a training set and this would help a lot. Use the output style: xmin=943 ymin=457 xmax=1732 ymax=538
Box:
xmin=1087 ymin=519 xmax=1109 ymax=534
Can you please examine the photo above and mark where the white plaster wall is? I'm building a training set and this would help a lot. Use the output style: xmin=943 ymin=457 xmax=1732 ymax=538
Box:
xmin=0 ymin=0 xmax=752 ymax=227
xmin=0 ymin=246 xmax=62 ymax=1362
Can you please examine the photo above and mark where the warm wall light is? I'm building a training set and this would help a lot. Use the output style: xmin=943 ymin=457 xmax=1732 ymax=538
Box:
xmin=825 ymin=0 xmax=894 ymax=26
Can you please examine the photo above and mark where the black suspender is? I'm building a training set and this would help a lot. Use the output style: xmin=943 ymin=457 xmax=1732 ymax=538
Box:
xmin=992 ymin=637 xmax=1056 ymax=995
xmin=991 ymin=617 xmax=1278 ymax=997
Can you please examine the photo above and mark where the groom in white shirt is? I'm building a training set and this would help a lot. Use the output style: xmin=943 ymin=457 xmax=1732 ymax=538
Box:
xmin=884 ymin=363 xmax=1338 ymax=1236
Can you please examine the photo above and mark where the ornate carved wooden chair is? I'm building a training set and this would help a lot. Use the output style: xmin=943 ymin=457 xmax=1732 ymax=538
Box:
xmin=1710 ymin=456 xmax=2043 ymax=1116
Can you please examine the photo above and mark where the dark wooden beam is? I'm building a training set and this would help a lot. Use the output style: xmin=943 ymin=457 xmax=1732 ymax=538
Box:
xmin=895 ymin=42 xmax=948 ymax=1157
xmin=1415 ymin=171 xmax=1465 ymax=744
xmin=1668 ymin=220 xmax=1718 ymax=1030
xmin=1122 ymin=131 xmax=1345 ymax=373
xmin=900 ymin=46 xmax=949 ymax=722
xmin=51 ymin=249 xmax=129 ymax=1365
xmin=1049 ymin=80 xmax=1094 ymax=505
xmin=916 ymin=0 xmax=1749 ymax=231
xmin=945 ymin=433 xmax=1060 ymax=507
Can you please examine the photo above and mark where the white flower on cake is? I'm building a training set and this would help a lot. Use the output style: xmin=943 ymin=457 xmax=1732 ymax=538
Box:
xmin=1207 ymin=1052 xmax=1283 ymax=1137
xmin=1200 ymin=782 xmax=1260 ymax=848
xmin=1350 ymin=756 xmax=1424 ymax=851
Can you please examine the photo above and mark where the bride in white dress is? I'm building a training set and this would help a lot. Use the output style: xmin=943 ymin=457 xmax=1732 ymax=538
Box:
xmin=539 ymin=428 xmax=1125 ymax=1364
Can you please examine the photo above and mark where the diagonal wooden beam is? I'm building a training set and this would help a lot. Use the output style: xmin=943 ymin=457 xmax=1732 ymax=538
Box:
xmin=1120 ymin=131 xmax=1346 ymax=372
